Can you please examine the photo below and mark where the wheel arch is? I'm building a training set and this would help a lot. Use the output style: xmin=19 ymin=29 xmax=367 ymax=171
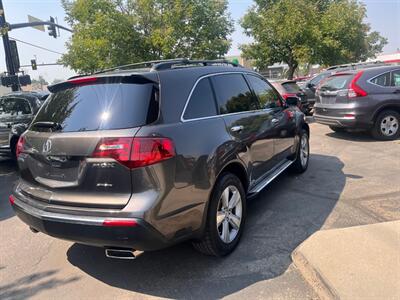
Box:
xmin=372 ymin=105 xmax=400 ymax=123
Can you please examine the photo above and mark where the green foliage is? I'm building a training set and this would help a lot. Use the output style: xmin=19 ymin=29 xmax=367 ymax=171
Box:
xmin=240 ymin=0 xmax=387 ymax=79
xmin=61 ymin=0 xmax=233 ymax=73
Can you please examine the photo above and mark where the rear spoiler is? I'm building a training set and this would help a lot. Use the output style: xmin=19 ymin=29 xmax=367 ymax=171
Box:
xmin=48 ymin=74 xmax=158 ymax=93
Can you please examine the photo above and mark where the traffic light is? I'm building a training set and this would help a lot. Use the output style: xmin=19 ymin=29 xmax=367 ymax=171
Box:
xmin=47 ymin=16 xmax=57 ymax=38
xmin=31 ymin=59 xmax=37 ymax=70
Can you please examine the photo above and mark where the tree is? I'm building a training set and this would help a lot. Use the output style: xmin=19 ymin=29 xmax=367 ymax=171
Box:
xmin=61 ymin=0 xmax=234 ymax=74
xmin=240 ymin=0 xmax=387 ymax=79
xmin=31 ymin=75 xmax=49 ymax=90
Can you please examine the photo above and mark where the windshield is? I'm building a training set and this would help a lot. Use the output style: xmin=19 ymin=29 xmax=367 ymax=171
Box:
xmin=32 ymin=83 xmax=158 ymax=132
xmin=282 ymin=82 xmax=301 ymax=93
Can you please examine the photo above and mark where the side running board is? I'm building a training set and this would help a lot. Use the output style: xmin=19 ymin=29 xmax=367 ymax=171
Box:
xmin=248 ymin=159 xmax=294 ymax=196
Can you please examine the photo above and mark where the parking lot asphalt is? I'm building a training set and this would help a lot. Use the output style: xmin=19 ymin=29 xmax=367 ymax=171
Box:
xmin=1 ymin=123 xmax=399 ymax=300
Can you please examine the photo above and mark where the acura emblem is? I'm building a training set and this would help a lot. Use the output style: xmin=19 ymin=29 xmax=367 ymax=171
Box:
xmin=43 ymin=139 xmax=52 ymax=153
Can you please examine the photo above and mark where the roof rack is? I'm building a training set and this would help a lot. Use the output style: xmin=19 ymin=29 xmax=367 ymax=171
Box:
xmin=67 ymin=58 xmax=242 ymax=80
xmin=151 ymin=59 xmax=242 ymax=70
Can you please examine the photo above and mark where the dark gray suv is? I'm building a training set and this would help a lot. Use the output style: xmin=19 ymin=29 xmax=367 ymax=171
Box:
xmin=10 ymin=59 xmax=310 ymax=258
xmin=314 ymin=65 xmax=400 ymax=140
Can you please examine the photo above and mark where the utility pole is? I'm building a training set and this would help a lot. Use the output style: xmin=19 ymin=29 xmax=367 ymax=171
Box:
xmin=0 ymin=1 xmax=72 ymax=91
xmin=0 ymin=0 xmax=19 ymax=91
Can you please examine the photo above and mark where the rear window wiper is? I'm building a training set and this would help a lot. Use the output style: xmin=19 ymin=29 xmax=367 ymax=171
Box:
xmin=32 ymin=121 xmax=63 ymax=130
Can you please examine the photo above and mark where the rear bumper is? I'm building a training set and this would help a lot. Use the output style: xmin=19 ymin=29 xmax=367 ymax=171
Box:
xmin=314 ymin=104 xmax=373 ymax=129
xmin=314 ymin=114 xmax=358 ymax=127
xmin=11 ymin=194 xmax=170 ymax=251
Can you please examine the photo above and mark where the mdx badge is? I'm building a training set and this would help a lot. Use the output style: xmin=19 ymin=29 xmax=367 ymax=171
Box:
xmin=42 ymin=139 xmax=52 ymax=153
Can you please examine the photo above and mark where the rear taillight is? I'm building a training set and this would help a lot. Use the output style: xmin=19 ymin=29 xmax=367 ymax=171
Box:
xmin=282 ymin=93 xmax=297 ymax=100
xmin=348 ymin=71 xmax=368 ymax=98
xmin=16 ymin=136 xmax=25 ymax=158
xmin=92 ymin=137 xmax=175 ymax=169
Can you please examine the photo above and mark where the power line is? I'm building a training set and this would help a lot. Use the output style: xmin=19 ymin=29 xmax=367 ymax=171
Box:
xmin=8 ymin=36 xmax=64 ymax=55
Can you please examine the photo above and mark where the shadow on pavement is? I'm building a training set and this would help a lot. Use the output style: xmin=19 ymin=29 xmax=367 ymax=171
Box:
xmin=0 ymin=157 xmax=18 ymax=222
xmin=66 ymin=153 xmax=345 ymax=299
xmin=0 ymin=270 xmax=79 ymax=300
xmin=326 ymin=130 xmax=398 ymax=142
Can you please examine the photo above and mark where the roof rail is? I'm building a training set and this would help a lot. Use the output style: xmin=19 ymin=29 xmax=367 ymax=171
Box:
xmin=67 ymin=58 xmax=242 ymax=80
xmin=151 ymin=59 xmax=242 ymax=70
xmin=93 ymin=58 xmax=187 ymax=75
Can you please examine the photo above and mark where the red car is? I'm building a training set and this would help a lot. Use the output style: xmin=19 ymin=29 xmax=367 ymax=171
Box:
xmin=270 ymin=80 xmax=311 ymax=115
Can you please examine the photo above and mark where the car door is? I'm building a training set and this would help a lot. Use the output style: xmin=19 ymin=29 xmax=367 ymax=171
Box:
xmin=211 ymin=73 xmax=276 ymax=184
xmin=246 ymin=75 xmax=296 ymax=164
xmin=0 ymin=97 xmax=33 ymax=148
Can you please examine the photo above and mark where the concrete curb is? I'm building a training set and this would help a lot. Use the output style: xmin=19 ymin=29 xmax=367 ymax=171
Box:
xmin=292 ymin=249 xmax=339 ymax=300
xmin=291 ymin=221 xmax=400 ymax=300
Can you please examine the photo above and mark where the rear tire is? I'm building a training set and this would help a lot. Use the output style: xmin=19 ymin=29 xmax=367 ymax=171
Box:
xmin=192 ymin=173 xmax=246 ymax=256
xmin=290 ymin=129 xmax=309 ymax=174
xmin=371 ymin=110 xmax=400 ymax=141
xmin=329 ymin=126 xmax=346 ymax=133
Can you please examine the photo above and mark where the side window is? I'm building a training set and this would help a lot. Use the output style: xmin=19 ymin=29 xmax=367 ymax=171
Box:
xmin=371 ymin=72 xmax=391 ymax=87
xmin=391 ymin=70 xmax=400 ymax=87
xmin=246 ymin=75 xmax=282 ymax=109
xmin=183 ymin=78 xmax=217 ymax=120
xmin=212 ymin=74 xmax=257 ymax=114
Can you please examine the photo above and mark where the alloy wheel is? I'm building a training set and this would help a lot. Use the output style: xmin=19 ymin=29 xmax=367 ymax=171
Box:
xmin=380 ymin=115 xmax=399 ymax=137
xmin=216 ymin=185 xmax=242 ymax=244
xmin=300 ymin=134 xmax=309 ymax=167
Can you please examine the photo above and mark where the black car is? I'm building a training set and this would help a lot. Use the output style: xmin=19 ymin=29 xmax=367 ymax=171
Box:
xmin=0 ymin=91 xmax=49 ymax=157
xmin=10 ymin=59 xmax=309 ymax=258
xmin=314 ymin=65 xmax=400 ymax=140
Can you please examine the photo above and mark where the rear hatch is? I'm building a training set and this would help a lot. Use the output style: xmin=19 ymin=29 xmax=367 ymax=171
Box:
xmin=18 ymin=75 xmax=159 ymax=208
xmin=281 ymin=81 xmax=307 ymax=104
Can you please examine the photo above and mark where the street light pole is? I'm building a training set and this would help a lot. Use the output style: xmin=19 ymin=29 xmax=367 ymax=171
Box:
xmin=0 ymin=0 xmax=19 ymax=91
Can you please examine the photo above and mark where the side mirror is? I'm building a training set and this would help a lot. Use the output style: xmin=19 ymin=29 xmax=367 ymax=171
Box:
xmin=285 ymin=96 xmax=299 ymax=107
xmin=307 ymin=82 xmax=314 ymax=89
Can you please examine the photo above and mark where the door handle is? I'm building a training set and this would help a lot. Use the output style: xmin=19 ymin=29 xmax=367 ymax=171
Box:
xmin=230 ymin=125 xmax=244 ymax=133
xmin=393 ymin=89 xmax=400 ymax=94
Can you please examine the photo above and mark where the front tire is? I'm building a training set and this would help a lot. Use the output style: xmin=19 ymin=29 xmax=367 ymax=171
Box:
xmin=371 ymin=110 xmax=400 ymax=140
xmin=290 ymin=129 xmax=309 ymax=174
xmin=192 ymin=173 xmax=246 ymax=256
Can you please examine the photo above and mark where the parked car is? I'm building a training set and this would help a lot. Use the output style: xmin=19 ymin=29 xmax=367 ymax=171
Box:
xmin=0 ymin=91 xmax=49 ymax=157
xmin=270 ymin=80 xmax=311 ymax=115
xmin=301 ymin=61 xmax=388 ymax=108
xmin=314 ymin=65 xmax=400 ymax=140
xmin=10 ymin=59 xmax=310 ymax=258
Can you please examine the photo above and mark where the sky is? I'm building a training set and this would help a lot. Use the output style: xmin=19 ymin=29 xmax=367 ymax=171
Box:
xmin=1 ymin=0 xmax=399 ymax=83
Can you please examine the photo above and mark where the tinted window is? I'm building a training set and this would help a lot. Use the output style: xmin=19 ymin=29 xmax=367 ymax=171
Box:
xmin=320 ymin=74 xmax=352 ymax=91
xmin=391 ymin=70 xmax=400 ymax=87
xmin=282 ymin=82 xmax=301 ymax=93
xmin=183 ymin=78 xmax=217 ymax=119
xmin=247 ymin=75 xmax=281 ymax=109
xmin=371 ymin=72 xmax=391 ymax=87
xmin=310 ymin=73 xmax=329 ymax=86
xmin=212 ymin=74 xmax=257 ymax=114
xmin=0 ymin=97 xmax=32 ymax=117
xmin=32 ymin=83 xmax=158 ymax=132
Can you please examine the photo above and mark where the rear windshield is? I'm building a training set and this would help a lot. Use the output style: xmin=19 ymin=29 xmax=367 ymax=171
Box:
xmin=282 ymin=82 xmax=301 ymax=93
xmin=320 ymin=74 xmax=352 ymax=91
xmin=32 ymin=83 xmax=158 ymax=132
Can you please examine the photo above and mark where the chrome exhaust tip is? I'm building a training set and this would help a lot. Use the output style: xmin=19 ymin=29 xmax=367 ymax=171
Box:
xmin=105 ymin=248 xmax=143 ymax=260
